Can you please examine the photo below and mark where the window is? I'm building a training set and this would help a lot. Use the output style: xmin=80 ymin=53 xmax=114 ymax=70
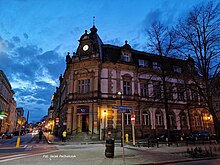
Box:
xmin=139 ymin=59 xmax=149 ymax=67
xmin=142 ymin=111 xmax=150 ymax=125
xmin=153 ymin=62 xmax=161 ymax=70
xmin=167 ymin=86 xmax=173 ymax=100
xmin=155 ymin=111 xmax=163 ymax=126
xmin=78 ymin=79 xmax=90 ymax=94
xmin=140 ymin=83 xmax=148 ymax=97
xmin=191 ymin=90 xmax=198 ymax=101
xmin=177 ymin=86 xmax=185 ymax=101
xmin=153 ymin=84 xmax=161 ymax=99
xmin=124 ymin=112 xmax=131 ymax=125
xmin=180 ymin=112 xmax=187 ymax=127
xmin=173 ymin=66 xmax=182 ymax=73
xmin=194 ymin=115 xmax=201 ymax=126
xmin=123 ymin=81 xmax=131 ymax=95
xmin=122 ymin=53 xmax=129 ymax=62
xmin=169 ymin=113 xmax=176 ymax=127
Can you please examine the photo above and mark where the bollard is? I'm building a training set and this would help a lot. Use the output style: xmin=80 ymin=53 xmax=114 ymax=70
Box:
xmin=16 ymin=137 xmax=20 ymax=148
xmin=125 ymin=134 xmax=129 ymax=142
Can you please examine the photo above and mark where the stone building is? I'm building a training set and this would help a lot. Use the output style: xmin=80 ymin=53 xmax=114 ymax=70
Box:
xmin=0 ymin=70 xmax=17 ymax=133
xmin=52 ymin=26 xmax=214 ymax=140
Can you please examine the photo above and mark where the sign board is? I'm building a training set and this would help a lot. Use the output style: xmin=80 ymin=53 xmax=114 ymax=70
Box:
xmin=112 ymin=106 xmax=133 ymax=109
xmin=55 ymin=117 xmax=59 ymax=123
xmin=131 ymin=114 xmax=135 ymax=124
xmin=77 ymin=106 xmax=89 ymax=114
xmin=118 ymin=108 xmax=127 ymax=113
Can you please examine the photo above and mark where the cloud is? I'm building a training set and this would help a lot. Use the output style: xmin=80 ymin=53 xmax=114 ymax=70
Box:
xmin=23 ymin=33 xmax=29 ymax=39
xmin=0 ymin=34 xmax=65 ymax=122
xmin=105 ymin=38 xmax=123 ymax=46
xmin=35 ymin=66 xmax=58 ymax=87
xmin=12 ymin=36 xmax=21 ymax=43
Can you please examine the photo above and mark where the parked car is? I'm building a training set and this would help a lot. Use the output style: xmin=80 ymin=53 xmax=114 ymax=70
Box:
xmin=187 ymin=130 xmax=215 ymax=140
xmin=1 ymin=132 xmax=14 ymax=139
xmin=157 ymin=130 xmax=185 ymax=141
xmin=32 ymin=130 xmax=39 ymax=135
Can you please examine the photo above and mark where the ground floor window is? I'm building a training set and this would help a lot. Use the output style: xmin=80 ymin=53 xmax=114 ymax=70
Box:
xmin=124 ymin=113 xmax=131 ymax=125
xmin=142 ymin=111 xmax=150 ymax=125
xmin=155 ymin=110 xmax=163 ymax=126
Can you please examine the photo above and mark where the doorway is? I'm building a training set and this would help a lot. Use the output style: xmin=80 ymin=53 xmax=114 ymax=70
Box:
xmin=82 ymin=115 xmax=89 ymax=132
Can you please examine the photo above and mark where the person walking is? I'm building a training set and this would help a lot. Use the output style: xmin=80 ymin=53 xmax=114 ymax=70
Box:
xmin=39 ymin=129 xmax=43 ymax=141
xmin=62 ymin=130 xmax=67 ymax=142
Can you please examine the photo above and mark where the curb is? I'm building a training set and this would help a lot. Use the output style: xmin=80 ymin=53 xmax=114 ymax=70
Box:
xmin=140 ymin=156 xmax=220 ymax=165
xmin=0 ymin=145 xmax=27 ymax=153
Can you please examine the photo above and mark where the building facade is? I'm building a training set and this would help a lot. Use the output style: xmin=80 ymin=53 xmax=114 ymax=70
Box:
xmin=52 ymin=26 xmax=214 ymax=140
xmin=0 ymin=70 xmax=17 ymax=133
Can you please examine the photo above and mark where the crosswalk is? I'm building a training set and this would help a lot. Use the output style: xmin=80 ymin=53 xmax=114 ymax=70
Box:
xmin=0 ymin=153 xmax=29 ymax=162
xmin=0 ymin=144 xmax=58 ymax=162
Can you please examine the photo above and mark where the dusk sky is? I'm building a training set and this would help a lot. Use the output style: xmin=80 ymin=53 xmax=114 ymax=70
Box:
xmin=0 ymin=0 xmax=214 ymax=123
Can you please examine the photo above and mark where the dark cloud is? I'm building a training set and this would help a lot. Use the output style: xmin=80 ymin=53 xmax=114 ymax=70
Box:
xmin=12 ymin=36 xmax=21 ymax=43
xmin=105 ymin=38 xmax=123 ymax=46
xmin=144 ymin=8 xmax=162 ymax=28
xmin=23 ymin=33 xmax=29 ymax=39
xmin=0 ymin=35 xmax=65 ymax=122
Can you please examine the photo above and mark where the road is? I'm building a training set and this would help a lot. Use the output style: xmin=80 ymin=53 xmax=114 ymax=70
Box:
xmin=1 ymin=134 xmax=220 ymax=165
xmin=0 ymin=133 xmax=40 ymax=146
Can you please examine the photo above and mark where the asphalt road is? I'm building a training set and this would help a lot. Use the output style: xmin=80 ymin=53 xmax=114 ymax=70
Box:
xmin=1 ymin=134 xmax=220 ymax=165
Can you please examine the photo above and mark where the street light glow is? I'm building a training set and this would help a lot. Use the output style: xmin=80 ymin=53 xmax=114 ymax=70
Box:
xmin=117 ymin=91 xmax=122 ymax=95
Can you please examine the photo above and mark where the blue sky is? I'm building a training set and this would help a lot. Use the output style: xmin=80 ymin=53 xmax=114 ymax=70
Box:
xmin=0 ymin=0 xmax=212 ymax=122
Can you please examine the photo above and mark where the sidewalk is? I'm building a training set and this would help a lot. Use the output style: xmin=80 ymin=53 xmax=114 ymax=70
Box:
xmin=44 ymin=133 xmax=220 ymax=164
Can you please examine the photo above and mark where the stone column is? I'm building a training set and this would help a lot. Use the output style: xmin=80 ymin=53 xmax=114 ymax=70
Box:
xmin=67 ymin=106 xmax=73 ymax=133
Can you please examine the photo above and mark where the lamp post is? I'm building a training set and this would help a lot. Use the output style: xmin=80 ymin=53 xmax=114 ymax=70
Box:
xmin=103 ymin=110 xmax=106 ymax=140
xmin=117 ymin=91 xmax=124 ymax=147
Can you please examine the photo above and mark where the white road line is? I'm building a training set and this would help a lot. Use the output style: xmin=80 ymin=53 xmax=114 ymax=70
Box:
xmin=0 ymin=154 xmax=29 ymax=161
xmin=0 ymin=150 xmax=59 ymax=163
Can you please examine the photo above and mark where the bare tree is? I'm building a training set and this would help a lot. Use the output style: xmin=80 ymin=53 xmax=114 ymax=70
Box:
xmin=146 ymin=21 xmax=177 ymax=138
xmin=175 ymin=1 xmax=220 ymax=137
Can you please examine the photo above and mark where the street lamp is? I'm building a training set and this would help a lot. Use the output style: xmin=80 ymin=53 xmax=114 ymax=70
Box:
xmin=117 ymin=91 xmax=124 ymax=147
xmin=103 ymin=110 xmax=106 ymax=140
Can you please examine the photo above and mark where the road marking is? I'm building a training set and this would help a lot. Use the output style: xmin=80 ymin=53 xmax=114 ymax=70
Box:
xmin=0 ymin=154 xmax=29 ymax=162
xmin=0 ymin=149 xmax=59 ymax=162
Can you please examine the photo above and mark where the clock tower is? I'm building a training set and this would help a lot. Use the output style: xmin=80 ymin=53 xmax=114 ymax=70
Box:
xmin=76 ymin=26 xmax=103 ymax=60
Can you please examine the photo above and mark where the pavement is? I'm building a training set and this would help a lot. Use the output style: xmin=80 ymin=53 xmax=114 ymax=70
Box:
xmin=43 ymin=132 xmax=220 ymax=165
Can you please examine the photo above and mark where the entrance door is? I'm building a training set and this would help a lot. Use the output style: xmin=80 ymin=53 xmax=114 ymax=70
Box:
xmin=82 ymin=115 xmax=89 ymax=132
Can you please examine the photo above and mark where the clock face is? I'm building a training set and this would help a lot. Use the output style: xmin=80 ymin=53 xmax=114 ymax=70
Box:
xmin=83 ymin=44 xmax=89 ymax=51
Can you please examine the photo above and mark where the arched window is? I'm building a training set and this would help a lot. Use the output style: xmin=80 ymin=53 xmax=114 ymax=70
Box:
xmin=168 ymin=111 xmax=176 ymax=127
xmin=180 ymin=112 xmax=187 ymax=127
xmin=142 ymin=110 xmax=150 ymax=126
xmin=155 ymin=110 xmax=163 ymax=126
xmin=194 ymin=112 xmax=201 ymax=126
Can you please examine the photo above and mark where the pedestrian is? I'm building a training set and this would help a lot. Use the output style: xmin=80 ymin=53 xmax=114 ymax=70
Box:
xmin=62 ymin=130 xmax=67 ymax=142
xmin=39 ymin=129 xmax=43 ymax=141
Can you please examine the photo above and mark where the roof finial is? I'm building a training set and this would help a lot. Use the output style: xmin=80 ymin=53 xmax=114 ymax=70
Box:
xmin=93 ymin=16 xmax=95 ymax=27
